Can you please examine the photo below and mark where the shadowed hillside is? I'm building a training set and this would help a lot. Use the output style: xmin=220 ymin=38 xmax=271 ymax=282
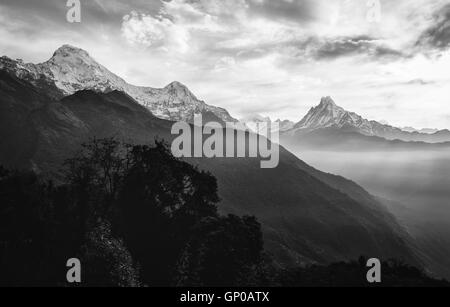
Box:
xmin=0 ymin=69 xmax=420 ymax=271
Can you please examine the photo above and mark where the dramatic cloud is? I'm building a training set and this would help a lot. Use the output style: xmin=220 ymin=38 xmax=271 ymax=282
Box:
xmin=416 ymin=4 xmax=450 ymax=51
xmin=1 ymin=0 xmax=450 ymax=128
xmin=122 ymin=12 xmax=181 ymax=50
xmin=313 ymin=36 xmax=406 ymax=60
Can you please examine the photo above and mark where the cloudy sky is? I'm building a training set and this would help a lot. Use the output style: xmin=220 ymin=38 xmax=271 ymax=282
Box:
xmin=1 ymin=0 xmax=450 ymax=128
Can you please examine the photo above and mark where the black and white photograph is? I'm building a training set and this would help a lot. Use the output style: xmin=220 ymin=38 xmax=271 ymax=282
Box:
xmin=1 ymin=0 xmax=450 ymax=293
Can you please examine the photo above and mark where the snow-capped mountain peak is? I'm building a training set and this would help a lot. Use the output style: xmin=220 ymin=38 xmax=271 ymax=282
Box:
xmin=295 ymin=96 xmax=356 ymax=130
xmin=318 ymin=96 xmax=337 ymax=108
xmin=293 ymin=96 xmax=401 ymax=136
xmin=0 ymin=45 xmax=237 ymax=123
xmin=240 ymin=115 xmax=295 ymax=133
xmin=163 ymin=81 xmax=198 ymax=102
xmin=51 ymin=44 xmax=91 ymax=60
xmin=289 ymin=97 xmax=450 ymax=142
xmin=240 ymin=114 xmax=272 ymax=124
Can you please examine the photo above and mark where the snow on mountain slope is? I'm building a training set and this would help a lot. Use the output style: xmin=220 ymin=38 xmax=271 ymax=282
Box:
xmin=240 ymin=114 xmax=272 ymax=132
xmin=0 ymin=45 xmax=237 ymax=123
xmin=294 ymin=96 xmax=383 ymax=135
xmin=291 ymin=97 xmax=450 ymax=143
xmin=240 ymin=114 xmax=295 ymax=133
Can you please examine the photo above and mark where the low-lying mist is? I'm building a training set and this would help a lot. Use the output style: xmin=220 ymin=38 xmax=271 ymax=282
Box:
xmin=287 ymin=147 xmax=450 ymax=280
xmin=296 ymin=150 xmax=450 ymax=215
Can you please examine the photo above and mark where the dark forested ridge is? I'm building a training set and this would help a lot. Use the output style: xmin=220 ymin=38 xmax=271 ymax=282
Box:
xmin=0 ymin=68 xmax=445 ymax=286
xmin=0 ymin=139 xmax=448 ymax=287
xmin=0 ymin=140 xmax=447 ymax=287
xmin=0 ymin=140 xmax=265 ymax=286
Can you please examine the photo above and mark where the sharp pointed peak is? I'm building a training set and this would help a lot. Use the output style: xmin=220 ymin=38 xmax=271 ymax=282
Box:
xmin=318 ymin=96 xmax=337 ymax=107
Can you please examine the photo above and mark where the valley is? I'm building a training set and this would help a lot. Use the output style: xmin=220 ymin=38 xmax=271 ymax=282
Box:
xmin=2 ymin=0 xmax=450 ymax=288
xmin=283 ymin=145 xmax=450 ymax=280
xmin=1 ymin=44 xmax=448 ymax=283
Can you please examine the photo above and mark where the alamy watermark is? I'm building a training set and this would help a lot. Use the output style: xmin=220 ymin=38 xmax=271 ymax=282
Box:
xmin=366 ymin=258 xmax=382 ymax=283
xmin=66 ymin=0 xmax=81 ymax=23
xmin=63 ymin=256 xmax=381 ymax=284
xmin=171 ymin=115 xmax=280 ymax=169
xmin=66 ymin=258 xmax=81 ymax=283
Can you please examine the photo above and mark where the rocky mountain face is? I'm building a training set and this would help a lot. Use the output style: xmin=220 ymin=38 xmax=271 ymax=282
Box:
xmin=294 ymin=97 xmax=372 ymax=132
xmin=0 ymin=45 xmax=236 ymax=123
xmin=0 ymin=69 xmax=420 ymax=269
xmin=290 ymin=97 xmax=450 ymax=143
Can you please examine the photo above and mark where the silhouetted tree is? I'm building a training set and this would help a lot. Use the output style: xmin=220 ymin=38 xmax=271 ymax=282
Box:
xmin=64 ymin=137 xmax=130 ymax=226
xmin=0 ymin=139 xmax=267 ymax=286
xmin=80 ymin=221 xmax=141 ymax=287
xmin=115 ymin=141 xmax=220 ymax=285
xmin=4 ymin=140 xmax=441 ymax=287
xmin=0 ymin=170 xmax=84 ymax=285
xmin=174 ymin=215 xmax=264 ymax=286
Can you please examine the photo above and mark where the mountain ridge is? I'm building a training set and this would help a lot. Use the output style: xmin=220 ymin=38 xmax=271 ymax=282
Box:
xmin=0 ymin=68 xmax=421 ymax=270
xmin=0 ymin=45 xmax=237 ymax=123
xmin=2 ymin=46 xmax=448 ymax=144
xmin=240 ymin=114 xmax=295 ymax=133
xmin=288 ymin=97 xmax=450 ymax=143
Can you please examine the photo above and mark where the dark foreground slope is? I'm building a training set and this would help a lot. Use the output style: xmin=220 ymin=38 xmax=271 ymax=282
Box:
xmin=0 ymin=70 xmax=419 ymax=268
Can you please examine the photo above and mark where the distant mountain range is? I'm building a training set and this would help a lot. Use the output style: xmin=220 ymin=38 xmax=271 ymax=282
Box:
xmin=278 ymin=97 xmax=450 ymax=152
xmin=401 ymin=127 xmax=439 ymax=134
xmin=240 ymin=97 xmax=450 ymax=146
xmin=0 ymin=46 xmax=422 ymax=270
xmin=288 ymin=97 xmax=450 ymax=143
xmin=240 ymin=115 xmax=295 ymax=133
xmin=2 ymin=45 xmax=448 ymax=146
